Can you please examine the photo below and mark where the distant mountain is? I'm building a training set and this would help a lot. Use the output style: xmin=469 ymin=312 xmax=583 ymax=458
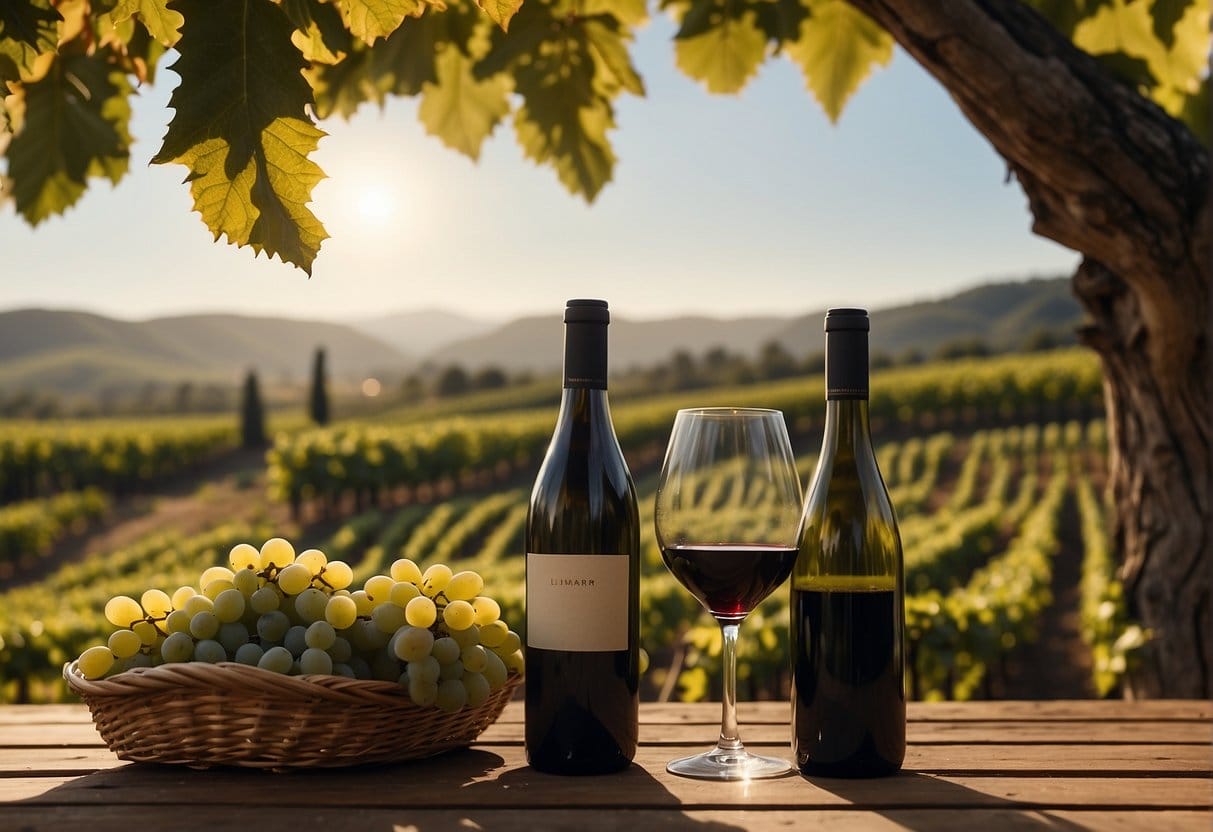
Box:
xmin=430 ymin=277 xmax=1082 ymax=372
xmin=351 ymin=309 xmax=496 ymax=357
xmin=429 ymin=314 xmax=790 ymax=373
xmin=0 ymin=309 xmax=408 ymax=395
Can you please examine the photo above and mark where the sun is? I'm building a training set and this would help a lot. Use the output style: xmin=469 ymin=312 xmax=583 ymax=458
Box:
xmin=355 ymin=185 xmax=397 ymax=225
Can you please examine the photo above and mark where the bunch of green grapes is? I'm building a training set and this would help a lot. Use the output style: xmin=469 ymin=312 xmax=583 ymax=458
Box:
xmin=73 ymin=538 xmax=523 ymax=713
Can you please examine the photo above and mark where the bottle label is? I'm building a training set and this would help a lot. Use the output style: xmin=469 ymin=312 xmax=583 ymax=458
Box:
xmin=526 ymin=553 xmax=629 ymax=651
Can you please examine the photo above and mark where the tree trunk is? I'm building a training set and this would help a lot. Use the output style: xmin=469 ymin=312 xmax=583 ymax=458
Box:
xmin=845 ymin=0 xmax=1212 ymax=696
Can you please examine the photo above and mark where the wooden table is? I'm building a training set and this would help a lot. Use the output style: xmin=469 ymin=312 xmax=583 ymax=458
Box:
xmin=1 ymin=700 xmax=1209 ymax=830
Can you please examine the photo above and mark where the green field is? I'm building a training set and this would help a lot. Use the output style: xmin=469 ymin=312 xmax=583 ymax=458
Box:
xmin=0 ymin=348 xmax=1138 ymax=704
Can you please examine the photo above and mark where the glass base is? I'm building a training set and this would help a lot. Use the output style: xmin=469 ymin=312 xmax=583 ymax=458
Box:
xmin=666 ymin=746 xmax=793 ymax=781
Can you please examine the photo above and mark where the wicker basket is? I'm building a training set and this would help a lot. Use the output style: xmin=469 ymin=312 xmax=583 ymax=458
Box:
xmin=64 ymin=660 xmax=521 ymax=769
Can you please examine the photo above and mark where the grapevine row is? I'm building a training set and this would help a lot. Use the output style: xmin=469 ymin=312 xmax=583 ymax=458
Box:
xmin=0 ymin=489 xmax=110 ymax=579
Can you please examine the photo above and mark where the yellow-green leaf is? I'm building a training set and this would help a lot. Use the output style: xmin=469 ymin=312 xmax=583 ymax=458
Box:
xmin=0 ymin=0 xmax=61 ymax=85
xmin=153 ymin=0 xmax=328 ymax=274
xmin=785 ymin=0 xmax=892 ymax=122
xmin=584 ymin=0 xmax=648 ymax=27
xmin=283 ymin=0 xmax=353 ymax=64
xmin=419 ymin=44 xmax=509 ymax=159
xmin=675 ymin=5 xmax=767 ymax=94
xmin=586 ymin=16 xmax=645 ymax=96
xmin=338 ymin=0 xmax=426 ymax=44
xmin=515 ymin=97 xmax=615 ymax=200
xmin=111 ymin=0 xmax=184 ymax=47
xmin=5 ymin=54 xmax=131 ymax=224
xmin=474 ymin=0 xmax=525 ymax=31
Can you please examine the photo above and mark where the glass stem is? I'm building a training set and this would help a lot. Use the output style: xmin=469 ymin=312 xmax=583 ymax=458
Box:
xmin=717 ymin=622 xmax=743 ymax=754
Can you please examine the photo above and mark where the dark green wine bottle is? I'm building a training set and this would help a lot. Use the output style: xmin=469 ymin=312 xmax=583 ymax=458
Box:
xmin=792 ymin=307 xmax=905 ymax=778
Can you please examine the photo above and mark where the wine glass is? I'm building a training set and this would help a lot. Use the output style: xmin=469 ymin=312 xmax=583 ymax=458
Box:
xmin=654 ymin=407 xmax=803 ymax=780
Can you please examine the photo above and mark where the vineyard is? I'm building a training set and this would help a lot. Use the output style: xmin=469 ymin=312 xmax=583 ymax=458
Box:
xmin=0 ymin=349 xmax=1142 ymax=705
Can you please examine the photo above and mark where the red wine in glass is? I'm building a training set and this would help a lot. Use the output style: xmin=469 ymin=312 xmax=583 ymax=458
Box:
xmin=661 ymin=544 xmax=798 ymax=622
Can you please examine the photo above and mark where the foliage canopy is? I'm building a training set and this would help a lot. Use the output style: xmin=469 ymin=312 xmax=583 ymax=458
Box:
xmin=0 ymin=0 xmax=1208 ymax=272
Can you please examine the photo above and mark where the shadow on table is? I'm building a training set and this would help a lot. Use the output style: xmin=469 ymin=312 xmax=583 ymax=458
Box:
xmin=13 ymin=747 xmax=747 ymax=832
xmin=809 ymin=770 xmax=1089 ymax=832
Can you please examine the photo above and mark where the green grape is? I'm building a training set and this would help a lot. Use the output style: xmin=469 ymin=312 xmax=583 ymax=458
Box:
xmin=195 ymin=640 xmax=226 ymax=663
xmin=199 ymin=566 xmax=235 ymax=591
xmin=390 ymin=558 xmax=423 ymax=584
xmin=431 ymin=637 xmax=460 ymax=665
xmin=463 ymin=671 xmax=490 ymax=707
xmin=350 ymin=590 xmax=374 ymax=617
xmin=78 ymin=645 xmax=116 ymax=680
xmin=295 ymin=548 xmax=328 ymax=575
xmin=461 ymin=644 xmax=488 ymax=674
xmin=390 ymin=581 xmax=421 ymax=607
xmin=372 ymin=651 xmax=402 ymax=681
xmin=128 ymin=652 xmax=153 ymax=670
xmin=333 ymin=663 xmax=355 ymax=679
xmin=639 ymin=647 xmax=650 ymax=675
xmin=171 ymin=585 xmax=197 ymax=610
xmin=305 ymin=621 xmax=336 ymax=650
xmin=439 ymin=659 xmax=464 ymax=682
xmin=277 ymin=563 xmax=314 ymax=596
xmin=129 ymin=620 xmax=157 ymax=647
xmin=190 ymin=611 xmax=220 ymax=640
xmin=445 ymin=571 xmax=484 ymax=602
xmin=295 ymin=588 xmax=329 ymax=623
xmin=213 ymin=589 xmax=246 ymax=623
xmin=479 ymin=620 xmax=509 ymax=648
xmin=482 ymin=649 xmax=508 ymax=689
xmin=405 ymin=596 xmax=437 ymax=628
xmin=165 ymin=609 xmax=192 ymax=635
xmin=161 ymin=632 xmax=194 ymax=664
xmin=435 ymin=679 xmax=468 ymax=713
xmin=228 ymin=542 xmax=261 ymax=571
xmin=183 ymin=594 xmax=213 ymax=616
xmin=250 ymin=585 xmax=280 ymax=614
xmin=450 ymin=625 xmax=481 ymax=649
xmin=232 ymin=568 xmax=260 ymax=597
xmin=284 ymin=625 xmax=309 ymax=657
xmin=140 ymin=589 xmax=173 ymax=619
xmin=407 ymin=656 xmax=441 ymax=685
xmin=471 ymin=596 xmax=501 ymax=627
xmin=329 ymin=636 xmax=352 ymax=664
xmin=218 ymin=622 xmax=249 ymax=654
xmin=442 ymin=600 xmax=476 ymax=632
xmin=421 ymin=564 xmax=453 ymax=597
xmin=299 ymin=647 xmax=333 ymax=675
xmin=108 ymin=629 xmax=142 ymax=659
xmin=104 ymin=596 xmax=143 ymax=628
xmin=504 ymin=649 xmax=524 ymax=675
xmin=203 ymin=578 xmax=235 ymax=601
xmin=258 ymin=645 xmax=293 ymax=674
xmin=371 ymin=603 xmax=406 ymax=634
xmin=365 ymin=574 xmax=395 ymax=604
xmin=348 ymin=656 xmax=372 ymax=680
xmin=256 ymin=611 xmax=290 ymax=643
xmin=234 ymin=643 xmax=264 ymax=666
xmin=394 ymin=626 xmax=435 ymax=662
xmin=321 ymin=560 xmax=353 ymax=590
xmin=493 ymin=630 xmax=522 ymax=657
xmin=408 ymin=677 xmax=438 ymax=707
xmin=325 ymin=595 xmax=358 ymax=629
xmin=259 ymin=537 xmax=296 ymax=570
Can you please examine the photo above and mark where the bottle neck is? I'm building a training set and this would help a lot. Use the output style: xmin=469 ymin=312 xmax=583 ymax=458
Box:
xmin=822 ymin=399 xmax=874 ymax=456
xmin=825 ymin=328 xmax=868 ymax=400
xmin=564 ymin=322 xmax=608 ymax=390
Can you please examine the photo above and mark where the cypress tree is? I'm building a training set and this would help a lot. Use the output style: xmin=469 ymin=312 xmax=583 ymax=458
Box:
xmin=240 ymin=370 xmax=267 ymax=449
xmin=309 ymin=347 xmax=330 ymax=426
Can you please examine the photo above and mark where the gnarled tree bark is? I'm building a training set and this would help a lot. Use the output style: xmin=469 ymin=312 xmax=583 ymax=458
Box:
xmin=845 ymin=0 xmax=1212 ymax=696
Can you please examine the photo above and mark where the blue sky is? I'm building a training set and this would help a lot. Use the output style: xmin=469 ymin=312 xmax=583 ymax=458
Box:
xmin=0 ymin=15 xmax=1078 ymax=323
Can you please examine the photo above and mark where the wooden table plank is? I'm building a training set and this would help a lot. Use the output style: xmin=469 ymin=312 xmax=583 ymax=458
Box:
xmin=0 ymin=806 xmax=1209 ymax=832
xmin=3 ymin=743 xmax=1208 ymax=776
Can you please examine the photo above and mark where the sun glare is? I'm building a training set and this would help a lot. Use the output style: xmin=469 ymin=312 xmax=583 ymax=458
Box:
xmin=355 ymin=186 xmax=397 ymax=225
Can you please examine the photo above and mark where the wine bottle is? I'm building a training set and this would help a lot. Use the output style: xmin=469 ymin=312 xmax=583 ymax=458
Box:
xmin=525 ymin=298 xmax=640 ymax=775
xmin=792 ymin=307 xmax=905 ymax=778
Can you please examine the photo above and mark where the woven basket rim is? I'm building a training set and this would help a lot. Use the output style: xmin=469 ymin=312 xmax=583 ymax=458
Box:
xmin=63 ymin=659 xmax=521 ymax=708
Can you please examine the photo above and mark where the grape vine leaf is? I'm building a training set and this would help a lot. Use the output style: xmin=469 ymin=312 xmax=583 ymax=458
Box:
xmin=785 ymin=0 xmax=892 ymax=122
xmin=0 ymin=0 xmax=62 ymax=85
xmin=1151 ymin=0 xmax=1195 ymax=47
xmin=584 ymin=0 xmax=648 ymax=26
xmin=419 ymin=44 xmax=509 ymax=159
xmin=282 ymin=0 xmax=352 ymax=64
xmin=111 ymin=0 xmax=184 ymax=47
xmin=153 ymin=0 xmax=327 ymax=274
xmin=6 ymin=54 xmax=132 ymax=224
xmin=337 ymin=0 xmax=427 ymax=45
xmin=473 ymin=0 xmax=524 ymax=31
xmin=585 ymin=15 xmax=645 ymax=96
xmin=673 ymin=0 xmax=767 ymax=94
